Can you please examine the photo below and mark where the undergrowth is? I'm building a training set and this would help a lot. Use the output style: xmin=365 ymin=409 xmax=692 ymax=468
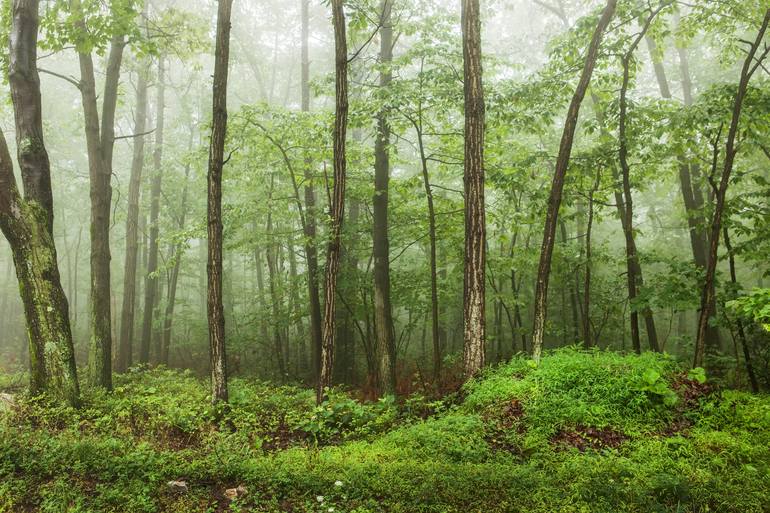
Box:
xmin=1 ymin=348 xmax=769 ymax=512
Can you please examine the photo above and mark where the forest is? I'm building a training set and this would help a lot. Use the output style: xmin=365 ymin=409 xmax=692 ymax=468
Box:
xmin=1 ymin=0 xmax=770 ymax=511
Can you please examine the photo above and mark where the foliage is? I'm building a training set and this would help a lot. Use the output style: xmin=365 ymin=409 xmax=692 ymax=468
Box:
xmin=2 ymin=351 xmax=770 ymax=512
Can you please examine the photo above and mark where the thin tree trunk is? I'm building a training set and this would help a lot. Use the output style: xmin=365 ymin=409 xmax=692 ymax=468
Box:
xmin=461 ymin=0 xmax=486 ymax=377
xmin=722 ymin=227 xmax=759 ymax=392
xmin=372 ymin=0 xmax=396 ymax=396
xmin=694 ymin=10 xmax=770 ymax=368
xmin=117 ymin=68 xmax=148 ymax=372
xmin=266 ymin=176 xmax=286 ymax=380
xmin=560 ymin=220 xmax=580 ymax=342
xmin=0 ymin=0 xmax=79 ymax=406
xmin=617 ymin=10 xmax=664 ymax=353
xmin=531 ymin=0 xmax=617 ymax=361
xmin=140 ymin=57 xmax=166 ymax=364
xmin=582 ymin=169 xmax=600 ymax=347
xmin=160 ymin=159 xmax=191 ymax=366
xmin=318 ymin=0 xmax=349 ymax=403
xmin=207 ymin=0 xmax=234 ymax=406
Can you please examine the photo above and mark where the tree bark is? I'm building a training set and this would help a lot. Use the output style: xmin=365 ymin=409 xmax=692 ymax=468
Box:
xmin=140 ymin=57 xmax=165 ymax=364
xmin=531 ymin=0 xmax=616 ymax=361
xmin=461 ymin=0 xmax=486 ymax=378
xmin=318 ymin=0 xmax=349 ymax=403
xmin=266 ymin=176 xmax=287 ymax=380
xmin=117 ymin=67 xmax=148 ymax=373
xmin=694 ymin=9 xmax=770 ymax=368
xmin=207 ymin=0 xmax=234 ymax=405
xmin=373 ymin=0 xmax=396 ymax=396
xmin=0 ymin=0 xmax=79 ymax=406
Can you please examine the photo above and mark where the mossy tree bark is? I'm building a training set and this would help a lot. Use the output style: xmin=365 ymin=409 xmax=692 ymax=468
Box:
xmin=0 ymin=0 xmax=79 ymax=406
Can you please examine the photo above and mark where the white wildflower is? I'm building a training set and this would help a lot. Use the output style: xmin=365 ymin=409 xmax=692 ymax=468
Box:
xmin=316 ymin=495 xmax=324 ymax=503
xmin=334 ymin=480 xmax=343 ymax=487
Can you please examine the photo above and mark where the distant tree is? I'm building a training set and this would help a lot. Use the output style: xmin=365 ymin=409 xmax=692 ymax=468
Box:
xmin=207 ymin=0 xmax=234 ymax=406
xmin=461 ymin=0 xmax=486 ymax=377
xmin=0 ymin=0 xmax=79 ymax=406
xmin=116 ymin=64 xmax=148 ymax=373
xmin=531 ymin=0 xmax=617 ymax=362
xmin=318 ymin=0 xmax=349 ymax=404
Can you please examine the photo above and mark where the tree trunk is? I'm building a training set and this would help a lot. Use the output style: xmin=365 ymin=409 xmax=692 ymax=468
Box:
xmin=582 ymin=169 xmax=600 ymax=347
xmin=266 ymin=176 xmax=287 ymax=381
xmin=461 ymin=0 xmax=486 ymax=378
xmin=207 ymin=0 xmax=234 ymax=406
xmin=318 ymin=0 xmax=349 ymax=404
xmin=694 ymin=9 xmax=770 ymax=367
xmin=722 ymin=227 xmax=759 ymax=392
xmin=301 ymin=0 xmax=323 ymax=384
xmin=160 ymin=159 xmax=191 ymax=366
xmin=373 ymin=0 xmax=396 ymax=396
xmin=140 ymin=57 xmax=166 ymax=364
xmin=0 ymin=0 xmax=79 ymax=406
xmin=560 ymin=220 xmax=580 ymax=343
xmin=647 ymin=17 xmax=721 ymax=350
xmin=117 ymin=68 xmax=148 ymax=372
xmin=616 ymin=12 xmax=662 ymax=352
xmin=531 ymin=0 xmax=617 ymax=361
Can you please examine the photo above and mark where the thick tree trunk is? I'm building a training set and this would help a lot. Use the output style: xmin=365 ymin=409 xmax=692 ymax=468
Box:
xmin=207 ymin=0 xmax=234 ymax=405
xmin=373 ymin=0 xmax=396 ymax=396
xmin=318 ymin=0 xmax=349 ymax=403
xmin=0 ymin=0 xmax=79 ymax=406
xmin=117 ymin=68 xmax=148 ymax=372
xmin=461 ymin=0 xmax=486 ymax=378
xmin=301 ymin=0 xmax=323 ymax=383
xmin=694 ymin=9 xmax=770 ymax=367
xmin=531 ymin=0 xmax=616 ymax=361
xmin=140 ymin=58 xmax=165 ymax=364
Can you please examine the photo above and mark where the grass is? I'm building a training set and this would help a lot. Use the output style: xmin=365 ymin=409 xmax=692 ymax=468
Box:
xmin=1 ymin=348 xmax=769 ymax=512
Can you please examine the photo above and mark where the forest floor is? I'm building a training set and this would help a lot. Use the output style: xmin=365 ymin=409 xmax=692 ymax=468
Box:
xmin=0 ymin=349 xmax=769 ymax=513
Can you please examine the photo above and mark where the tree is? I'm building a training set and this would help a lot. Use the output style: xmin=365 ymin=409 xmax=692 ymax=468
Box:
xmin=207 ymin=0 xmax=234 ymax=406
xmin=318 ymin=0 xmax=349 ymax=404
xmin=301 ymin=0 xmax=323 ymax=383
xmin=615 ymin=4 xmax=668 ymax=353
xmin=373 ymin=0 xmax=396 ymax=396
xmin=140 ymin=57 xmax=166 ymax=364
xmin=530 ymin=0 xmax=617 ymax=362
xmin=693 ymin=8 xmax=770 ymax=368
xmin=116 ymin=65 xmax=148 ymax=373
xmin=0 ymin=0 xmax=79 ymax=406
xmin=461 ymin=0 xmax=486 ymax=378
